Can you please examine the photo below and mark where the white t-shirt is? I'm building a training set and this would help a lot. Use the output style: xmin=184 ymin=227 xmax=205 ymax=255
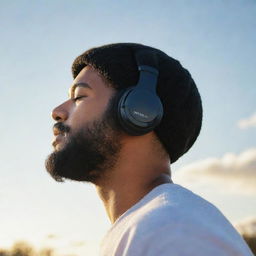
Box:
xmin=100 ymin=183 xmax=253 ymax=256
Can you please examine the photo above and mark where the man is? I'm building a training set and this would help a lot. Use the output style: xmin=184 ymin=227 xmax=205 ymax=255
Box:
xmin=45 ymin=43 xmax=253 ymax=255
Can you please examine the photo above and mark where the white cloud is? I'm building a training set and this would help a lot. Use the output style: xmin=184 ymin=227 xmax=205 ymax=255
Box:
xmin=238 ymin=113 xmax=256 ymax=129
xmin=173 ymin=148 xmax=256 ymax=195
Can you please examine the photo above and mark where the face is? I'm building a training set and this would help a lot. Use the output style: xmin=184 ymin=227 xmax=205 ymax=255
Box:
xmin=45 ymin=66 xmax=122 ymax=183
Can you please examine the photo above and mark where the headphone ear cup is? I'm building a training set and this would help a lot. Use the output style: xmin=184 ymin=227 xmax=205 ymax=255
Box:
xmin=116 ymin=87 xmax=163 ymax=136
xmin=115 ymin=87 xmax=136 ymax=134
xmin=114 ymin=51 xmax=162 ymax=136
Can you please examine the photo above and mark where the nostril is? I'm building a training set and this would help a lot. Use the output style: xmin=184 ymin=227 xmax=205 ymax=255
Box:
xmin=51 ymin=102 xmax=69 ymax=122
xmin=51 ymin=110 xmax=62 ymax=122
xmin=51 ymin=110 xmax=68 ymax=122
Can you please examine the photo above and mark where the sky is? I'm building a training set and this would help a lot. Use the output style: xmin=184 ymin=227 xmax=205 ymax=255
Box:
xmin=0 ymin=0 xmax=255 ymax=255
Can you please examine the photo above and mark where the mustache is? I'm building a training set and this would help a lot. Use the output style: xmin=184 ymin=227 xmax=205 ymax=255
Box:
xmin=53 ymin=122 xmax=71 ymax=134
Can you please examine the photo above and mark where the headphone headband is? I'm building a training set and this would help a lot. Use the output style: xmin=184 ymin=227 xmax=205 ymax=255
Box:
xmin=138 ymin=65 xmax=159 ymax=75
xmin=136 ymin=65 xmax=159 ymax=92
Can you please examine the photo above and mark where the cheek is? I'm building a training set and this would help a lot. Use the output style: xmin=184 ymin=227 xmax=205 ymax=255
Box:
xmin=67 ymin=97 xmax=109 ymax=130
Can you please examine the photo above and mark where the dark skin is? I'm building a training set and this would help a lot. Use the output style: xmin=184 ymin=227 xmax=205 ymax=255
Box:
xmin=52 ymin=66 xmax=172 ymax=223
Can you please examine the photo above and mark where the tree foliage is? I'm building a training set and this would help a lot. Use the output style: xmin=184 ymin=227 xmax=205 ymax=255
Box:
xmin=0 ymin=241 xmax=55 ymax=256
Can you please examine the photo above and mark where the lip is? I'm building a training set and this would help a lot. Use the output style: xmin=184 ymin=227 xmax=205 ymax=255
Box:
xmin=52 ymin=134 xmax=65 ymax=148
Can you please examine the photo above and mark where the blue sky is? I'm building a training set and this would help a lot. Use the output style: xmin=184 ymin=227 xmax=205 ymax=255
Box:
xmin=0 ymin=1 xmax=255 ymax=255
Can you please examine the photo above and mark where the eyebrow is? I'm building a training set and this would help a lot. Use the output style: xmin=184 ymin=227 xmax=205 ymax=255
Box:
xmin=69 ymin=82 xmax=92 ymax=98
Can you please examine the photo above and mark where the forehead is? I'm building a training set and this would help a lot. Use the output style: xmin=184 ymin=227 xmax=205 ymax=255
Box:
xmin=68 ymin=66 xmax=111 ymax=97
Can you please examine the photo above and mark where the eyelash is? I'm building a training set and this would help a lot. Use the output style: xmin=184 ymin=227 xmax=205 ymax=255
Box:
xmin=73 ymin=96 xmax=85 ymax=102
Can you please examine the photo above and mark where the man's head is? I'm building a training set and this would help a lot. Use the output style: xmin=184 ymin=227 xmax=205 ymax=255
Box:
xmin=45 ymin=43 xmax=202 ymax=183
xmin=45 ymin=66 xmax=122 ymax=182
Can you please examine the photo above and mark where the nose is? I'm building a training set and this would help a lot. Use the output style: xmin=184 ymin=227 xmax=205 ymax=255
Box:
xmin=51 ymin=102 xmax=69 ymax=122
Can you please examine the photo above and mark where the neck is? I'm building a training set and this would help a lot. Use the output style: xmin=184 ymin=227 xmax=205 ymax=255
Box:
xmin=94 ymin=133 xmax=172 ymax=224
xmin=96 ymin=173 xmax=172 ymax=224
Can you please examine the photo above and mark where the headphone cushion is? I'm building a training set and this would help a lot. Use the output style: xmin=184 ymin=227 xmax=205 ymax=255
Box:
xmin=117 ymin=87 xmax=163 ymax=135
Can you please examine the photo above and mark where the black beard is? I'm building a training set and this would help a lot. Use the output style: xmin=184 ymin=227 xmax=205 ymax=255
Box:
xmin=45 ymin=99 xmax=122 ymax=183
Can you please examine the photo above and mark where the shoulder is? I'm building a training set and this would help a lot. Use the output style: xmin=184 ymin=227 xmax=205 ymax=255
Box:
xmin=129 ymin=183 xmax=222 ymax=234
xmin=118 ymin=184 xmax=252 ymax=255
xmin=125 ymin=222 xmax=252 ymax=256
xmin=101 ymin=184 xmax=253 ymax=256
xmin=120 ymin=214 xmax=252 ymax=256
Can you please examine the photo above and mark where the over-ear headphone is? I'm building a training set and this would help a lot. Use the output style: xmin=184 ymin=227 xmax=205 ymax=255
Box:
xmin=116 ymin=49 xmax=163 ymax=136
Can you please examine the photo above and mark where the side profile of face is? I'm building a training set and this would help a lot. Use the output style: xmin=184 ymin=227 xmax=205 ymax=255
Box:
xmin=45 ymin=66 xmax=122 ymax=183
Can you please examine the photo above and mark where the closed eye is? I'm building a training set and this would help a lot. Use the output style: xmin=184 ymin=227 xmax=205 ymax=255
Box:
xmin=73 ymin=96 xmax=86 ymax=102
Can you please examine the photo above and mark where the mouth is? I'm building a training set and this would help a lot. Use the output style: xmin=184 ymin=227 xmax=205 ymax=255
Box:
xmin=52 ymin=131 xmax=67 ymax=149
xmin=52 ymin=137 xmax=60 ymax=148
xmin=52 ymin=123 xmax=70 ymax=149
xmin=52 ymin=134 xmax=67 ymax=151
